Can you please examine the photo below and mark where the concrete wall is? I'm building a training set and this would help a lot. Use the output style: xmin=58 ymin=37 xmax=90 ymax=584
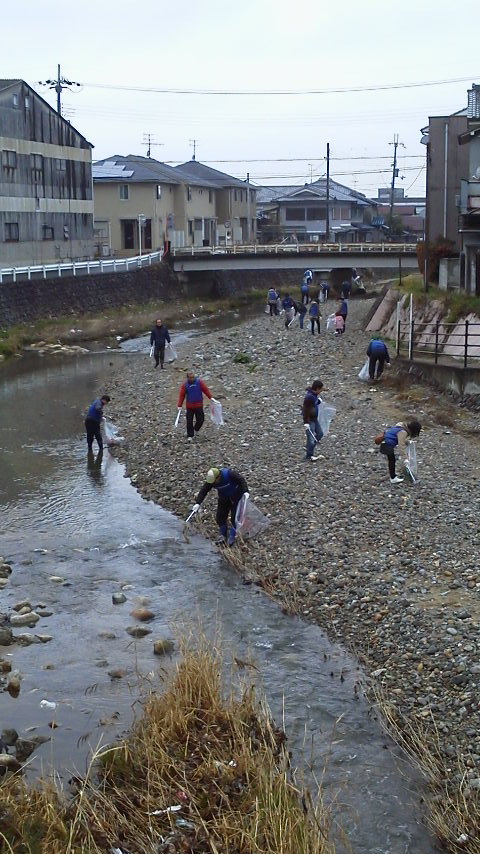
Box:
xmin=438 ymin=256 xmax=461 ymax=290
xmin=0 ymin=262 xmax=303 ymax=328
xmin=427 ymin=115 xmax=469 ymax=250
xmin=396 ymin=358 xmax=480 ymax=404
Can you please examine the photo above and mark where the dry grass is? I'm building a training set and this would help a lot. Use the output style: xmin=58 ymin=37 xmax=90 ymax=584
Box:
xmin=0 ymin=637 xmax=334 ymax=854
xmin=373 ymin=689 xmax=480 ymax=854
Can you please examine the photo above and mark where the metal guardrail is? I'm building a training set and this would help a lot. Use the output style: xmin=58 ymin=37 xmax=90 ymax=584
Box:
xmin=0 ymin=250 xmax=163 ymax=284
xmin=172 ymin=242 xmax=417 ymax=257
xmin=396 ymin=319 xmax=480 ymax=368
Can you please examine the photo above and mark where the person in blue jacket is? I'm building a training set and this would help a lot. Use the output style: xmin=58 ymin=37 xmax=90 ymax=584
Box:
xmin=300 ymin=280 xmax=310 ymax=304
xmin=302 ymin=380 xmax=324 ymax=461
xmin=338 ymin=297 xmax=348 ymax=329
xmin=84 ymin=394 xmax=110 ymax=452
xmin=282 ymin=293 xmax=296 ymax=328
xmin=308 ymin=299 xmax=321 ymax=335
xmin=150 ymin=318 xmax=171 ymax=369
xmin=367 ymin=336 xmax=391 ymax=381
xmin=267 ymin=287 xmax=278 ymax=316
xmin=192 ymin=467 xmax=249 ymax=546
xmin=379 ymin=420 xmax=421 ymax=484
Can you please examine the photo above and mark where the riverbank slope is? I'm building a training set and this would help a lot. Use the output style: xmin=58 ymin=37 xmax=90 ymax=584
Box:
xmin=109 ymin=297 xmax=480 ymax=852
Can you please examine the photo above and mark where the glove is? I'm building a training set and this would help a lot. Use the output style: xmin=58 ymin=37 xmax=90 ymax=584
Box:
xmin=243 ymin=492 xmax=250 ymax=500
xmin=177 ymin=407 xmax=182 ymax=413
xmin=386 ymin=362 xmax=391 ymax=368
xmin=211 ymin=398 xmax=219 ymax=404
xmin=192 ymin=503 xmax=200 ymax=513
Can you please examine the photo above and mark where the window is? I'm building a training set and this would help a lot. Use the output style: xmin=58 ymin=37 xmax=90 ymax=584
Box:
xmin=55 ymin=158 xmax=67 ymax=173
xmin=121 ymin=220 xmax=135 ymax=249
xmin=119 ymin=184 xmax=129 ymax=200
xmin=186 ymin=186 xmax=192 ymax=201
xmin=194 ymin=218 xmax=202 ymax=231
xmin=209 ymin=190 xmax=213 ymax=203
xmin=234 ymin=189 xmax=238 ymax=201
xmin=2 ymin=149 xmax=17 ymax=180
xmin=285 ymin=207 xmax=306 ymax=221
xmin=12 ymin=94 xmax=18 ymax=107
xmin=42 ymin=225 xmax=54 ymax=240
xmin=188 ymin=219 xmax=193 ymax=236
xmin=156 ymin=184 xmax=162 ymax=199
xmin=31 ymin=153 xmax=43 ymax=183
xmin=5 ymin=222 xmax=19 ymax=242
xmin=307 ymin=206 xmax=327 ymax=220
xmin=25 ymin=96 xmax=30 ymax=109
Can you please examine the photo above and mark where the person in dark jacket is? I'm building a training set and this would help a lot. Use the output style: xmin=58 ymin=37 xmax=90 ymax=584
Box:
xmin=300 ymin=280 xmax=310 ymax=304
xmin=192 ymin=466 xmax=249 ymax=545
xmin=296 ymin=299 xmax=307 ymax=329
xmin=341 ymin=280 xmax=352 ymax=299
xmin=150 ymin=318 xmax=171 ymax=369
xmin=338 ymin=298 xmax=348 ymax=329
xmin=302 ymin=380 xmax=324 ymax=461
xmin=308 ymin=299 xmax=321 ymax=335
xmin=85 ymin=394 xmax=110 ymax=452
xmin=282 ymin=294 xmax=296 ymax=328
xmin=177 ymin=370 xmax=217 ymax=441
xmin=267 ymin=287 xmax=279 ymax=316
xmin=379 ymin=420 xmax=421 ymax=484
xmin=367 ymin=336 xmax=391 ymax=380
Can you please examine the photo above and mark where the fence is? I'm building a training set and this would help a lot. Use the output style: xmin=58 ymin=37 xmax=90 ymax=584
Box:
xmin=396 ymin=318 xmax=480 ymax=368
xmin=172 ymin=242 xmax=417 ymax=258
xmin=0 ymin=249 xmax=163 ymax=284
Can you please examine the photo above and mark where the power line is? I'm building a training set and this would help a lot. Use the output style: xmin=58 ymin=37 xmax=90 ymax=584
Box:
xmin=81 ymin=73 xmax=479 ymax=97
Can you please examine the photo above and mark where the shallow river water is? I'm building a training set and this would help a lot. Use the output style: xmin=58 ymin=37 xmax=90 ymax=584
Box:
xmin=0 ymin=345 xmax=439 ymax=854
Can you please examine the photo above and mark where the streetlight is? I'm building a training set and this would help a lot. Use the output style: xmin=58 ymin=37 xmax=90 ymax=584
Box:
xmin=138 ymin=214 xmax=146 ymax=258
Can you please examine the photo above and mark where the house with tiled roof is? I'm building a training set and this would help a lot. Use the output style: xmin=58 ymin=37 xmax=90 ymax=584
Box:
xmin=175 ymin=159 xmax=256 ymax=244
xmin=92 ymin=154 xmax=219 ymax=256
xmin=0 ymin=79 xmax=94 ymax=266
xmin=257 ymin=179 xmax=380 ymax=243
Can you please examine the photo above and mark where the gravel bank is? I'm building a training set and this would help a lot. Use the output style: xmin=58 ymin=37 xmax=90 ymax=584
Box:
xmin=108 ymin=298 xmax=480 ymax=843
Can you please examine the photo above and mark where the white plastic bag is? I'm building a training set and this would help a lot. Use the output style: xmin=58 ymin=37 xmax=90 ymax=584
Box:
xmin=209 ymin=400 xmax=224 ymax=427
xmin=404 ymin=442 xmax=418 ymax=483
xmin=149 ymin=345 xmax=154 ymax=358
xmin=165 ymin=342 xmax=177 ymax=362
xmin=317 ymin=402 xmax=336 ymax=437
xmin=235 ymin=495 xmax=270 ymax=540
xmin=102 ymin=420 xmax=124 ymax=447
xmin=358 ymin=360 xmax=370 ymax=382
xmin=326 ymin=313 xmax=336 ymax=332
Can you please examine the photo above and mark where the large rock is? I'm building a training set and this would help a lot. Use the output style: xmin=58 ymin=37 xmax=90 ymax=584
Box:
xmin=10 ymin=612 xmax=40 ymax=628
xmin=153 ymin=638 xmax=175 ymax=656
xmin=130 ymin=607 xmax=155 ymax=622
xmin=126 ymin=626 xmax=152 ymax=639
xmin=0 ymin=628 xmax=13 ymax=646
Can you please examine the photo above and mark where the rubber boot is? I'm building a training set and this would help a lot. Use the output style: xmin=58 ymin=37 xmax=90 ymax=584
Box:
xmin=215 ymin=524 xmax=228 ymax=545
xmin=227 ymin=527 xmax=237 ymax=547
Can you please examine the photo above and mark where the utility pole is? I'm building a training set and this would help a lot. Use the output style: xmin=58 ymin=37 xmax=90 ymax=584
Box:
xmin=38 ymin=64 xmax=80 ymax=115
xmin=388 ymin=134 xmax=405 ymax=236
xmin=325 ymin=142 xmax=330 ymax=243
xmin=189 ymin=139 xmax=198 ymax=160
xmin=142 ymin=134 xmax=164 ymax=159
xmin=246 ymin=171 xmax=251 ymax=243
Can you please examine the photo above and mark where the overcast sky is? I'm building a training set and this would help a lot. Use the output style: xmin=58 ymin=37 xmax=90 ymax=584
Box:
xmin=3 ymin=0 xmax=478 ymax=196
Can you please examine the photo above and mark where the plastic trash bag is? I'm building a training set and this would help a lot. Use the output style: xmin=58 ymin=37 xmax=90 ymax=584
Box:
xmin=149 ymin=345 xmax=154 ymax=358
xmin=209 ymin=399 xmax=224 ymax=427
xmin=317 ymin=402 xmax=336 ymax=437
xmin=264 ymin=304 xmax=270 ymax=314
xmin=358 ymin=360 xmax=370 ymax=381
xmin=165 ymin=342 xmax=177 ymax=362
xmin=326 ymin=313 xmax=336 ymax=332
xmin=404 ymin=442 xmax=418 ymax=483
xmin=235 ymin=495 xmax=270 ymax=540
xmin=102 ymin=420 xmax=125 ymax=447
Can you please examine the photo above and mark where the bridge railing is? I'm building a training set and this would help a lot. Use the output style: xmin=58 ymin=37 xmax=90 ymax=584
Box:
xmin=0 ymin=249 xmax=163 ymax=284
xmin=172 ymin=242 xmax=417 ymax=257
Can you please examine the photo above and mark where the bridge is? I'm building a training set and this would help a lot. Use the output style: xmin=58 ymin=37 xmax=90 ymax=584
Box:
xmin=171 ymin=242 xmax=419 ymax=273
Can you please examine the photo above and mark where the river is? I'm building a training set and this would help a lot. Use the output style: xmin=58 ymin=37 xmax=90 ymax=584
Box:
xmin=0 ymin=340 xmax=439 ymax=854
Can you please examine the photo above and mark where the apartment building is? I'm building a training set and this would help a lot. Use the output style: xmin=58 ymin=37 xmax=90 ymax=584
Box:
xmin=0 ymin=79 xmax=94 ymax=266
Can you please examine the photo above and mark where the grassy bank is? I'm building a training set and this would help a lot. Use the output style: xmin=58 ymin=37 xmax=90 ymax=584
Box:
xmin=395 ymin=274 xmax=480 ymax=323
xmin=0 ymin=288 xmax=267 ymax=359
xmin=0 ymin=637 xmax=333 ymax=854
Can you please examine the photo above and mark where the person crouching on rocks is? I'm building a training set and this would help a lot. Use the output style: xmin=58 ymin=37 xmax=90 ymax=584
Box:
xmin=177 ymin=370 xmax=218 ymax=442
xmin=191 ymin=467 xmax=249 ymax=546
xmin=379 ymin=419 xmax=421 ymax=484
xmin=367 ymin=335 xmax=391 ymax=380
xmin=302 ymin=379 xmax=324 ymax=461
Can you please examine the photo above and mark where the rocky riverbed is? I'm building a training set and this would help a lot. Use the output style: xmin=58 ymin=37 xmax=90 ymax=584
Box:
xmin=106 ymin=298 xmax=480 ymax=845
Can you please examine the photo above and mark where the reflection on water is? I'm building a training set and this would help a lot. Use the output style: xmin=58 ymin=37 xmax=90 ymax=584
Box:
xmin=0 ymin=349 xmax=438 ymax=854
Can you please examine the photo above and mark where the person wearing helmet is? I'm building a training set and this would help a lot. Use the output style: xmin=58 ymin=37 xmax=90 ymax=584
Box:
xmin=191 ymin=467 xmax=249 ymax=546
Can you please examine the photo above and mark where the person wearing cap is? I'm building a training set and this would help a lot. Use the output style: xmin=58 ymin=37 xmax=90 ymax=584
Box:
xmin=191 ymin=467 xmax=249 ymax=546
xmin=367 ymin=336 xmax=391 ymax=381
xmin=177 ymin=370 xmax=218 ymax=441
